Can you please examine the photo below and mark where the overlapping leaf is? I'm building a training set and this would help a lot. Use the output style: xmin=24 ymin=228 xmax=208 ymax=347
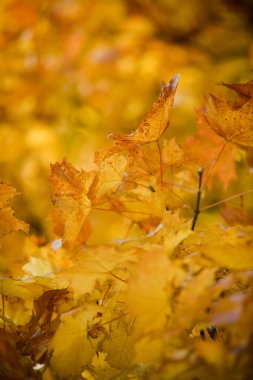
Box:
xmin=0 ymin=182 xmax=29 ymax=238
xmin=205 ymin=93 xmax=253 ymax=147
xmin=50 ymin=158 xmax=96 ymax=248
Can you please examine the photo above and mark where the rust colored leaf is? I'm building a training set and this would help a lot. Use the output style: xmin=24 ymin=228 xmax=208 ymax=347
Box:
xmin=221 ymin=79 xmax=253 ymax=103
xmin=220 ymin=205 xmax=253 ymax=226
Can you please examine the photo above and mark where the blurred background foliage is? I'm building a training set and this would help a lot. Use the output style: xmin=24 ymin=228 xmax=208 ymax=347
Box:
xmin=0 ymin=0 xmax=252 ymax=239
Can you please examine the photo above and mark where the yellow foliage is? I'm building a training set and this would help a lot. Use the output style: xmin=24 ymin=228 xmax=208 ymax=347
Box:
xmin=0 ymin=2 xmax=253 ymax=379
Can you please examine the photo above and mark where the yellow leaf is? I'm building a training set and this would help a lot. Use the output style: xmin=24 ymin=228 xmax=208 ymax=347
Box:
xmin=82 ymin=369 xmax=95 ymax=380
xmin=91 ymin=352 xmax=109 ymax=370
xmin=195 ymin=340 xmax=226 ymax=367
xmin=202 ymin=243 xmax=253 ymax=270
xmin=50 ymin=312 xmax=96 ymax=378
xmin=162 ymin=137 xmax=184 ymax=167
xmin=93 ymin=153 xmax=128 ymax=199
xmin=125 ymin=248 xmax=170 ymax=333
xmin=103 ymin=322 xmax=135 ymax=369
xmin=22 ymin=257 xmax=54 ymax=277
xmin=134 ymin=336 xmax=163 ymax=365
xmin=163 ymin=210 xmax=192 ymax=253
xmin=0 ymin=278 xmax=44 ymax=300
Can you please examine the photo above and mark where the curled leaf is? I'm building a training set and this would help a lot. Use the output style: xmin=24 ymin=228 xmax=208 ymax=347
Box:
xmin=110 ymin=74 xmax=180 ymax=148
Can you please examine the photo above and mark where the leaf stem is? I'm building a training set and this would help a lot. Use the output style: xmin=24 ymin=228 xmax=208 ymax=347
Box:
xmin=201 ymin=141 xmax=227 ymax=189
xmin=157 ymin=140 xmax=163 ymax=188
xmin=191 ymin=167 xmax=204 ymax=231
xmin=201 ymin=188 xmax=253 ymax=211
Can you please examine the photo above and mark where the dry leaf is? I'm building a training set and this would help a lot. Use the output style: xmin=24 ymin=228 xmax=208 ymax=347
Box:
xmin=110 ymin=74 xmax=180 ymax=148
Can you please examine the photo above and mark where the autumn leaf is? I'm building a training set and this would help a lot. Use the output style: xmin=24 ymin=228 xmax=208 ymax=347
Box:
xmin=110 ymin=74 xmax=180 ymax=148
xmin=50 ymin=158 xmax=95 ymax=248
xmin=103 ymin=321 xmax=135 ymax=370
xmin=221 ymin=79 xmax=253 ymax=104
xmin=50 ymin=311 xmax=97 ymax=378
xmin=125 ymin=248 xmax=170 ymax=334
xmin=205 ymin=94 xmax=253 ymax=147
xmin=93 ymin=152 xmax=128 ymax=199
xmin=220 ymin=204 xmax=253 ymax=226
xmin=0 ymin=182 xmax=29 ymax=238
xmin=184 ymin=107 xmax=237 ymax=189
xmin=162 ymin=137 xmax=184 ymax=167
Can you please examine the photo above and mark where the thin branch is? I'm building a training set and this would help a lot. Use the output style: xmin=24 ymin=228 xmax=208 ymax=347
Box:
xmin=201 ymin=141 xmax=227 ymax=189
xmin=201 ymin=188 xmax=253 ymax=211
xmin=1 ymin=283 xmax=5 ymax=333
xmin=157 ymin=140 xmax=163 ymax=187
xmin=93 ymin=206 xmax=151 ymax=217
xmin=191 ymin=167 xmax=204 ymax=231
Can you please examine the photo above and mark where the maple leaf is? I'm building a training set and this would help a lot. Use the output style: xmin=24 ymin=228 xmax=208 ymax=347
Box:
xmin=205 ymin=94 xmax=253 ymax=148
xmin=110 ymin=74 xmax=180 ymax=148
xmin=0 ymin=182 xmax=29 ymax=238
xmin=50 ymin=158 xmax=95 ymax=248
xmin=125 ymin=248 xmax=170 ymax=334
xmin=162 ymin=137 xmax=184 ymax=167
xmin=221 ymin=79 xmax=253 ymax=104
xmin=93 ymin=152 xmax=128 ymax=199
xmin=220 ymin=204 xmax=253 ymax=226
xmin=103 ymin=321 xmax=135 ymax=370
xmin=50 ymin=309 xmax=98 ymax=378
xmin=184 ymin=107 xmax=237 ymax=189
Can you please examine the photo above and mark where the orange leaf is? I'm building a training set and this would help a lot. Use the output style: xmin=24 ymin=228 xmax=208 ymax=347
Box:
xmin=221 ymin=79 xmax=253 ymax=104
xmin=184 ymin=107 xmax=237 ymax=189
xmin=50 ymin=158 xmax=95 ymax=248
xmin=0 ymin=182 xmax=29 ymax=238
xmin=220 ymin=205 xmax=253 ymax=226
xmin=205 ymin=94 xmax=253 ymax=148
xmin=110 ymin=74 xmax=180 ymax=148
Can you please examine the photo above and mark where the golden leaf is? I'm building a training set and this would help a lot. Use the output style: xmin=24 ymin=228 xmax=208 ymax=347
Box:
xmin=0 ymin=182 xmax=29 ymax=238
xmin=206 ymin=95 xmax=253 ymax=148
xmin=162 ymin=137 xmax=184 ymax=167
xmin=111 ymin=74 xmax=180 ymax=147
xmin=50 ymin=312 xmax=97 ymax=378
xmin=125 ymin=248 xmax=170 ymax=334
xmin=50 ymin=158 xmax=95 ymax=248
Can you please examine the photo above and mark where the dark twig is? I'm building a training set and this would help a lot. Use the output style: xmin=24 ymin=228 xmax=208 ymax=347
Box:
xmin=1 ymin=283 xmax=5 ymax=332
xmin=191 ymin=167 xmax=204 ymax=231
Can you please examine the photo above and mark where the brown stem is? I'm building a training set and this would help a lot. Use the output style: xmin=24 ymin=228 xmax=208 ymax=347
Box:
xmin=201 ymin=188 xmax=253 ymax=211
xmin=191 ymin=167 xmax=204 ymax=231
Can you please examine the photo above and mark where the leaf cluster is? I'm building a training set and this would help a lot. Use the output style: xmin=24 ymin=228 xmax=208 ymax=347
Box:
xmin=0 ymin=76 xmax=253 ymax=380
